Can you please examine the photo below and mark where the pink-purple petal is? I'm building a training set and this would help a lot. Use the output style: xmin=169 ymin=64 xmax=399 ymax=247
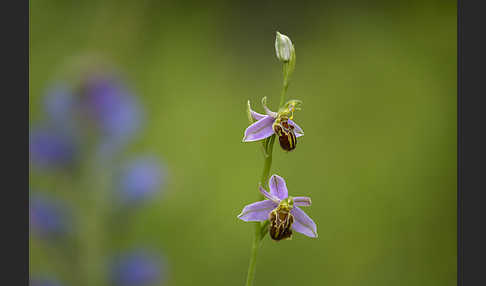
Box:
xmin=291 ymin=206 xmax=318 ymax=238
xmin=250 ymin=109 xmax=266 ymax=121
xmin=242 ymin=116 xmax=275 ymax=142
xmin=262 ymin=102 xmax=278 ymax=118
xmin=288 ymin=119 xmax=304 ymax=138
xmin=294 ymin=196 xmax=312 ymax=207
xmin=259 ymin=185 xmax=280 ymax=202
xmin=237 ymin=200 xmax=277 ymax=222
xmin=268 ymin=174 xmax=289 ymax=200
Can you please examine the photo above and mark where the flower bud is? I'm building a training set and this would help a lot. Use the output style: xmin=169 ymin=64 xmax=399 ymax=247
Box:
xmin=275 ymin=31 xmax=294 ymax=62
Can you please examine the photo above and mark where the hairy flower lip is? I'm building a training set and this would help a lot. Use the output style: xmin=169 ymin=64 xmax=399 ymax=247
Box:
xmin=237 ymin=174 xmax=318 ymax=238
xmin=242 ymin=100 xmax=304 ymax=143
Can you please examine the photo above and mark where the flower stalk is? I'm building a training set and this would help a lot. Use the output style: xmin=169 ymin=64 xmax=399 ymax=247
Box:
xmin=244 ymin=31 xmax=296 ymax=286
xmin=245 ymin=134 xmax=275 ymax=286
xmin=242 ymin=31 xmax=316 ymax=286
xmin=279 ymin=62 xmax=293 ymax=108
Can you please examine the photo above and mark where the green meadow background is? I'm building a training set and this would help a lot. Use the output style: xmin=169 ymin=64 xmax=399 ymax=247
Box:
xmin=30 ymin=0 xmax=456 ymax=285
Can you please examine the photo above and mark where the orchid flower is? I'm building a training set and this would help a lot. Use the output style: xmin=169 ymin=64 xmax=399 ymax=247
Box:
xmin=238 ymin=174 xmax=317 ymax=240
xmin=242 ymin=98 xmax=304 ymax=151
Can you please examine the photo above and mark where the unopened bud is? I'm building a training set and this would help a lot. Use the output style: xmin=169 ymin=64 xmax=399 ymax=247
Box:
xmin=275 ymin=31 xmax=294 ymax=62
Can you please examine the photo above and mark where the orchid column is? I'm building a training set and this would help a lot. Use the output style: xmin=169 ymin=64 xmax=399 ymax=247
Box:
xmin=239 ymin=32 xmax=318 ymax=286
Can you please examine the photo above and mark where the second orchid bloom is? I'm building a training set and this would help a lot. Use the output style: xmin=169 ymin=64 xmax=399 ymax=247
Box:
xmin=238 ymin=174 xmax=317 ymax=241
xmin=242 ymin=98 xmax=304 ymax=152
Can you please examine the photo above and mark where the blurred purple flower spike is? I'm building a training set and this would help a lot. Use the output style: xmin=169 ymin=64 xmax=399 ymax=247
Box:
xmin=111 ymin=250 xmax=165 ymax=286
xmin=44 ymin=83 xmax=76 ymax=124
xmin=38 ymin=74 xmax=143 ymax=158
xmin=30 ymin=126 xmax=77 ymax=169
xmin=30 ymin=194 xmax=70 ymax=239
xmin=118 ymin=157 xmax=165 ymax=205
xmin=83 ymin=75 xmax=142 ymax=145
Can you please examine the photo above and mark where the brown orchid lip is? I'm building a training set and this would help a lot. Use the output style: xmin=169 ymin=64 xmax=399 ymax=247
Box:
xmin=269 ymin=206 xmax=294 ymax=241
xmin=273 ymin=119 xmax=297 ymax=152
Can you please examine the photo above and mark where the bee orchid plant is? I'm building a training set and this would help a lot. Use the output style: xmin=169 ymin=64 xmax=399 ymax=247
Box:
xmin=238 ymin=31 xmax=317 ymax=286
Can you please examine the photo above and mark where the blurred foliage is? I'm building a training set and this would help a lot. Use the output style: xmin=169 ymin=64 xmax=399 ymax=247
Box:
xmin=30 ymin=1 xmax=456 ymax=286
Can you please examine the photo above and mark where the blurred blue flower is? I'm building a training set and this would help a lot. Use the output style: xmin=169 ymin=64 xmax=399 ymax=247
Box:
xmin=30 ymin=276 xmax=63 ymax=286
xmin=30 ymin=194 xmax=70 ymax=239
xmin=38 ymin=74 xmax=143 ymax=159
xmin=43 ymin=83 xmax=76 ymax=125
xmin=117 ymin=157 xmax=165 ymax=205
xmin=110 ymin=250 xmax=165 ymax=286
xmin=82 ymin=75 xmax=142 ymax=145
xmin=29 ymin=125 xmax=77 ymax=169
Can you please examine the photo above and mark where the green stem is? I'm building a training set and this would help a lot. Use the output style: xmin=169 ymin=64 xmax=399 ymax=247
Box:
xmin=245 ymin=136 xmax=275 ymax=286
xmin=245 ymin=220 xmax=262 ymax=286
xmin=245 ymin=58 xmax=291 ymax=286
xmin=76 ymin=158 xmax=109 ymax=286
xmin=260 ymin=137 xmax=275 ymax=185
xmin=279 ymin=63 xmax=290 ymax=108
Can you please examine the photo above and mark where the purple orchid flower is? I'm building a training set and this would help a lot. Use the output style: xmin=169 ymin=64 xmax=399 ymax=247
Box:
xmin=242 ymin=99 xmax=304 ymax=151
xmin=238 ymin=174 xmax=317 ymax=240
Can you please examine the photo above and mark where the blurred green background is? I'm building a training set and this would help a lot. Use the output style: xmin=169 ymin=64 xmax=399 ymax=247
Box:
xmin=30 ymin=0 xmax=456 ymax=285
